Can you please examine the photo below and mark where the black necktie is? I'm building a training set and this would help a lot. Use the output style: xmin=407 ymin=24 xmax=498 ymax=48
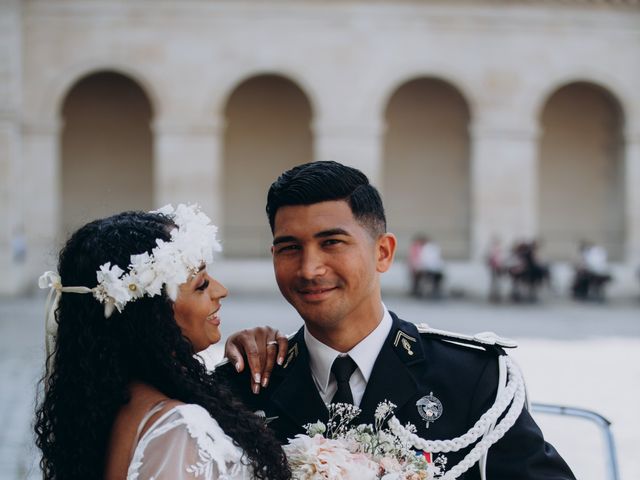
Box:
xmin=331 ymin=355 xmax=358 ymax=405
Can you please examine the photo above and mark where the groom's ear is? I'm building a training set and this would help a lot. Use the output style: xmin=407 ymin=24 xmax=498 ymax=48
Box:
xmin=375 ymin=233 xmax=396 ymax=273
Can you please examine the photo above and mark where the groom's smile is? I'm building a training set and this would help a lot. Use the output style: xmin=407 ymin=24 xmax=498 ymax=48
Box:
xmin=296 ymin=285 xmax=338 ymax=302
xmin=293 ymin=277 xmax=343 ymax=303
xmin=271 ymin=200 xmax=395 ymax=351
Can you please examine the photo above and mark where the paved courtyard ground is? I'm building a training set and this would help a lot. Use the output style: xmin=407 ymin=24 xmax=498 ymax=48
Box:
xmin=1 ymin=293 xmax=638 ymax=479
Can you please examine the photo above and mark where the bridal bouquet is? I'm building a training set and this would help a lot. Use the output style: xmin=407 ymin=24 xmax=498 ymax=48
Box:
xmin=283 ymin=401 xmax=446 ymax=480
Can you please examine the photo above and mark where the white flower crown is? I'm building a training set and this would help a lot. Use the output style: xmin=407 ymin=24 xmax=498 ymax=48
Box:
xmin=39 ymin=203 xmax=222 ymax=319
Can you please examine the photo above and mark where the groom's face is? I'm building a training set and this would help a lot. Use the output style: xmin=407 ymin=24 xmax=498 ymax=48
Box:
xmin=271 ymin=200 xmax=392 ymax=339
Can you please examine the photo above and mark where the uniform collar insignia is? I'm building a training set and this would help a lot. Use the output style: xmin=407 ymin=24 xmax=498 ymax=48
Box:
xmin=283 ymin=343 xmax=299 ymax=369
xmin=393 ymin=330 xmax=417 ymax=356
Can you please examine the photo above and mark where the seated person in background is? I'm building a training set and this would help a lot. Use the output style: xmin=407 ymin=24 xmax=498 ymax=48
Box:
xmin=508 ymin=240 xmax=549 ymax=302
xmin=417 ymin=236 xmax=445 ymax=298
xmin=408 ymin=234 xmax=427 ymax=297
xmin=572 ymin=240 xmax=612 ymax=301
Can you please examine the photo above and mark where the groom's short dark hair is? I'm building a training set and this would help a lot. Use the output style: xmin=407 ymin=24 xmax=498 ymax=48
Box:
xmin=266 ymin=161 xmax=387 ymax=237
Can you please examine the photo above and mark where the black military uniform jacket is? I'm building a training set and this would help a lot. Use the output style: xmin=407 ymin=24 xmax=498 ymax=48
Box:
xmin=218 ymin=312 xmax=575 ymax=480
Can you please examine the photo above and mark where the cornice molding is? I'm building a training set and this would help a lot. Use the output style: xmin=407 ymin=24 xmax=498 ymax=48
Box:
xmin=26 ymin=0 xmax=640 ymax=14
xmin=25 ymin=1 xmax=640 ymax=35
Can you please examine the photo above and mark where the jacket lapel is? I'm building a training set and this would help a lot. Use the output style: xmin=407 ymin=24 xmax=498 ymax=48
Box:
xmin=359 ymin=313 xmax=426 ymax=424
xmin=270 ymin=331 xmax=329 ymax=428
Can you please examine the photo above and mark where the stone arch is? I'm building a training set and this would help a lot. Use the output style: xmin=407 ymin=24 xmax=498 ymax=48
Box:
xmin=60 ymin=70 xmax=154 ymax=236
xmin=372 ymin=68 xmax=477 ymax=127
xmin=222 ymin=74 xmax=314 ymax=257
xmin=382 ymin=77 xmax=472 ymax=260
xmin=532 ymin=73 xmax=630 ymax=132
xmin=214 ymin=69 xmax=320 ymax=124
xmin=537 ymin=81 xmax=625 ymax=261
xmin=42 ymin=61 xmax=161 ymax=126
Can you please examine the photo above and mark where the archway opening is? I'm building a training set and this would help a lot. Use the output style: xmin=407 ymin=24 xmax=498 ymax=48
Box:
xmin=382 ymin=77 xmax=471 ymax=260
xmin=538 ymin=82 xmax=625 ymax=261
xmin=222 ymin=74 xmax=313 ymax=257
xmin=60 ymin=71 xmax=153 ymax=236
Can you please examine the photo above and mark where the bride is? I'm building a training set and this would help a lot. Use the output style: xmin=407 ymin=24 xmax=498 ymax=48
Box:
xmin=35 ymin=205 xmax=291 ymax=479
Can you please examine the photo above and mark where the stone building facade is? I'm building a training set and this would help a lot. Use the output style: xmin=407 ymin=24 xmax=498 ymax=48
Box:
xmin=1 ymin=0 xmax=639 ymax=295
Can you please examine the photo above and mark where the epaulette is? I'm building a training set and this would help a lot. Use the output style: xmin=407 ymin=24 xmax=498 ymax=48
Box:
xmin=416 ymin=323 xmax=518 ymax=350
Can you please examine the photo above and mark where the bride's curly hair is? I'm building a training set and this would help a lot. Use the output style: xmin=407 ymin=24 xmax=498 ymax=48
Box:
xmin=35 ymin=211 xmax=290 ymax=480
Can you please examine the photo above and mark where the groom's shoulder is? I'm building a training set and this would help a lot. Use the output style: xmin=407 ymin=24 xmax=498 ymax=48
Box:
xmin=391 ymin=312 xmax=517 ymax=352
xmin=390 ymin=313 xmax=517 ymax=371
xmin=416 ymin=322 xmax=517 ymax=352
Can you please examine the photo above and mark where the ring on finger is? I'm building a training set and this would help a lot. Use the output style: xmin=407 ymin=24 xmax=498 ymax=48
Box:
xmin=266 ymin=340 xmax=279 ymax=347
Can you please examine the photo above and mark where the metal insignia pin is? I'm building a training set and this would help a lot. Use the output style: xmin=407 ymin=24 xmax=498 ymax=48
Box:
xmin=401 ymin=337 xmax=414 ymax=356
xmin=416 ymin=392 xmax=443 ymax=428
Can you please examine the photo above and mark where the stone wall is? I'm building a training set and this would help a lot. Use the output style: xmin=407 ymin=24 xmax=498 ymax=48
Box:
xmin=1 ymin=0 xmax=639 ymax=294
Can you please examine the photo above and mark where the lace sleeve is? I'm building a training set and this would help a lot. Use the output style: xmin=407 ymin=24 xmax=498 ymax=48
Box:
xmin=127 ymin=404 xmax=252 ymax=480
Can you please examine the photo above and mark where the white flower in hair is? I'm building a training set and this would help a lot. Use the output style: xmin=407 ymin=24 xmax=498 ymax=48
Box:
xmin=120 ymin=272 xmax=145 ymax=300
xmin=130 ymin=251 xmax=164 ymax=297
xmin=147 ymin=203 xmax=222 ymax=301
xmin=94 ymin=263 xmax=132 ymax=317
xmin=151 ymin=239 xmax=186 ymax=301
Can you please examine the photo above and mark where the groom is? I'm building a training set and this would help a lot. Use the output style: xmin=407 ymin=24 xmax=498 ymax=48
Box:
xmin=221 ymin=161 xmax=575 ymax=479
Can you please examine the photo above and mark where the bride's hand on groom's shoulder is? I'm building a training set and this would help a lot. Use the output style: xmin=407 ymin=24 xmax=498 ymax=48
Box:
xmin=224 ymin=327 xmax=288 ymax=394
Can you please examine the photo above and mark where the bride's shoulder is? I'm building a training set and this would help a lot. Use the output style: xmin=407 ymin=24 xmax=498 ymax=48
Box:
xmin=167 ymin=403 xmax=234 ymax=443
xmin=129 ymin=403 xmax=247 ymax=480
xmin=141 ymin=403 xmax=232 ymax=446
xmin=106 ymin=385 xmax=180 ymax=479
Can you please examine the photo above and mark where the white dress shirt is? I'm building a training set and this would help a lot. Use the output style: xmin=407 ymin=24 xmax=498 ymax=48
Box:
xmin=304 ymin=304 xmax=393 ymax=407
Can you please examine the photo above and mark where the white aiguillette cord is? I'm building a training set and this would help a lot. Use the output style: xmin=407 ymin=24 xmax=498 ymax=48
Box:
xmin=388 ymin=355 xmax=526 ymax=480
xmin=38 ymin=271 xmax=93 ymax=378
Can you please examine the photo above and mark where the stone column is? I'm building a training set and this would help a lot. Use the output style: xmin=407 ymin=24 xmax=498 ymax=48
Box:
xmin=152 ymin=117 xmax=225 ymax=225
xmin=0 ymin=114 xmax=23 ymax=295
xmin=624 ymin=131 xmax=640 ymax=265
xmin=22 ymin=121 xmax=63 ymax=281
xmin=313 ymin=121 xmax=384 ymax=187
xmin=469 ymin=122 xmax=540 ymax=261
xmin=0 ymin=0 xmax=28 ymax=294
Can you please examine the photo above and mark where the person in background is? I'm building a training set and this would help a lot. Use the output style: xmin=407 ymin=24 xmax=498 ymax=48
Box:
xmin=418 ymin=236 xmax=445 ymax=299
xmin=486 ymin=235 xmax=506 ymax=302
xmin=508 ymin=240 xmax=549 ymax=302
xmin=408 ymin=234 xmax=427 ymax=297
xmin=572 ymin=240 xmax=612 ymax=301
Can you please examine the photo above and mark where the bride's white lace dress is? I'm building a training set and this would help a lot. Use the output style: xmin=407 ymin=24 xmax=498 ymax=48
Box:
xmin=127 ymin=403 xmax=253 ymax=479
